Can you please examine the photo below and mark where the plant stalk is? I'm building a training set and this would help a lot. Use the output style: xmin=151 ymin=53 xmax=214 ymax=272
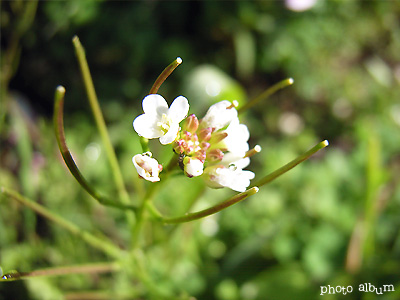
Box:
xmin=1 ymin=187 xmax=123 ymax=259
xmin=72 ymin=36 xmax=134 ymax=226
xmin=163 ymin=187 xmax=259 ymax=224
xmin=237 ymin=78 xmax=294 ymax=114
xmin=1 ymin=262 xmax=119 ymax=281
xmin=253 ymin=140 xmax=329 ymax=188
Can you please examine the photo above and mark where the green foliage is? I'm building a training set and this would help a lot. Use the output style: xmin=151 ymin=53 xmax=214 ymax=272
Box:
xmin=1 ymin=1 xmax=400 ymax=299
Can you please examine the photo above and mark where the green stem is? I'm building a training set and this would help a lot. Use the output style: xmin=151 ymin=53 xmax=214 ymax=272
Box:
xmin=145 ymin=201 xmax=163 ymax=221
xmin=253 ymin=140 xmax=329 ymax=188
xmin=363 ymin=132 xmax=382 ymax=259
xmin=164 ymin=154 xmax=180 ymax=174
xmin=131 ymin=184 xmax=160 ymax=248
xmin=72 ymin=36 xmax=133 ymax=220
xmin=162 ymin=187 xmax=259 ymax=224
xmin=237 ymin=78 xmax=294 ymax=114
xmin=129 ymin=251 xmax=173 ymax=299
xmin=53 ymin=86 xmax=136 ymax=211
xmin=139 ymin=137 xmax=150 ymax=153
xmin=149 ymin=57 xmax=182 ymax=94
xmin=1 ymin=262 xmax=119 ymax=281
xmin=0 ymin=187 xmax=123 ymax=259
xmin=0 ymin=0 xmax=38 ymax=130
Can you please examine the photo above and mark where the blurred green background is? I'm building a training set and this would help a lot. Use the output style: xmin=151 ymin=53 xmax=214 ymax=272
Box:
xmin=1 ymin=1 xmax=400 ymax=299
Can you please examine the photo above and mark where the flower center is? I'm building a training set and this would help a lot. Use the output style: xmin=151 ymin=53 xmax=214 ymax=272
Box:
xmin=157 ymin=113 xmax=172 ymax=134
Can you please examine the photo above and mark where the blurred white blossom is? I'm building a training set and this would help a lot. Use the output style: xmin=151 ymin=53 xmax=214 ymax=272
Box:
xmin=285 ymin=0 xmax=317 ymax=12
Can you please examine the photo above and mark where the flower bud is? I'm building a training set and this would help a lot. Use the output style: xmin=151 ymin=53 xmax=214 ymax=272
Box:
xmin=183 ymin=156 xmax=204 ymax=178
xmin=195 ymin=149 xmax=207 ymax=163
xmin=182 ymin=114 xmax=199 ymax=133
xmin=173 ymin=139 xmax=186 ymax=154
xmin=207 ymin=149 xmax=224 ymax=162
xmin=210 ymin=131 xmax=228 ymax=144
xmin=132 ymin=153 xmax=162 ymax=182
xmin=200 ymin=142 xmax=211 ymax=151
xmin=198 ymin=127 xmax=213 ymax=142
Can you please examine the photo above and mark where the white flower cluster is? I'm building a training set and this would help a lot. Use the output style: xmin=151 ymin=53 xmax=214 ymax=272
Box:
xmin=132 ymin=94 xmax=259 ymax=192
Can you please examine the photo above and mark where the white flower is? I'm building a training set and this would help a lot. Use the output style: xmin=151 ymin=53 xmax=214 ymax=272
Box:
xmin=201 ymin=100 xmax=238 ymax=131
xmin=203 ymin=153 xmax=254 ymax=192
xmin=203 ymin=165 xmax=254 ymax=193
xmin=133 ymin=94 xmax=189 ymax=145
xmin=219 ymin=118 xmax=250 ymax=155
xmin=132 ymin=153 xmax=162 ymax=182
xmin=183 ymin=157 xmax=204 ymax=177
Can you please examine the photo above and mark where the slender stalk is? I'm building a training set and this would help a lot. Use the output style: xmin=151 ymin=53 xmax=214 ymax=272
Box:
xmin=53 ymin=86 xmax=136 ymax=211
xmin=253 ymin=140 xmax=329 ymax=188
xmin=129 ymin=250 xmax=175 ymax=299
xmin=237 ymin=78 xmax=294 ymax=114
xmin=149 ymin=57 xmax=182 ymax=94
xmin=145 ymin=201 xmax=163 ymax=221
xmin=0 ymin=187 xmax=123 ymax=259
xmin=139 ymin=137 xmax=150 ymax=153
xmin=164 ymin=154 xmax=180 ymax=174
xmin=363 ymin=133 xmax=382 ymax=258
xmin=72 ymin=36 xmax=133 ymax=221
xmin=131 ymin=184 xmax=160 ymax=248
xmin=0 ymin=0 xmax=38 ymax=129
xmin=1 ymin=262 xmax=119 ymax=281
xmin=163 ymin=187 xmax=259 ymax=224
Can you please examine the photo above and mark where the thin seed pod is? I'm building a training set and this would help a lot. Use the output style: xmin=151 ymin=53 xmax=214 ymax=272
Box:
xmin=53 ymin=86 xmax=136 ymax=211
xmin=238 ymin=78 xmax=294 ymax=114
xmin=149 ymin=57 xmax=182 ymax=94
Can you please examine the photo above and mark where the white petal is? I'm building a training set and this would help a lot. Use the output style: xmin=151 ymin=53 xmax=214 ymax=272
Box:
xmin=203 ymin=165 xmax=254 ymax=192
xmin=225 ymin=118 xmax=250 ymax=142
xmin=168 ymin=96 xmax=189 ymax=122
xmin=213 ymin=167 xmax=232 ymax=187
xmin=220 ymin=119 xmax=250 ymax=155
xmin=221 ymin=153 xmax=250 ymax=169
xmin=133 ymin=114 xmax=163 ymax=139
xmin=201 ymin=100 xmax=238 ymax=130
xmin=203 ymin=165 xmax=225 ymax=189
xmin=217 ymin=168 xmax=254 ymax=192
xmin=229 ymin=170 xmax=254 ymax=192
xmin=221 ymin=135 xmax=249 ymax=155
xmin=159 ymin=122 xmax=179 ymax=145
xmin=142 ymin=94 xmax=169 ymax=116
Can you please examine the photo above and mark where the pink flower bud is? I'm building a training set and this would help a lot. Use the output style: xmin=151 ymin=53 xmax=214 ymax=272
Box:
xmin=210 ymin=132 xmax=228 ymax=144
xmin=182 ymin=114 xmax=199 ymax=133
xmin=207 ymin=149 xmax=224 ymax=162
xmin=200 ymin=142 xmax=210 ymax=151
xmin=173 ymin=139 xmax=186 ymax=154
xmin=198 ymin=127 xmax=213 ymax=142
xmin=195 ymin=149 xmax=207 ymax=163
